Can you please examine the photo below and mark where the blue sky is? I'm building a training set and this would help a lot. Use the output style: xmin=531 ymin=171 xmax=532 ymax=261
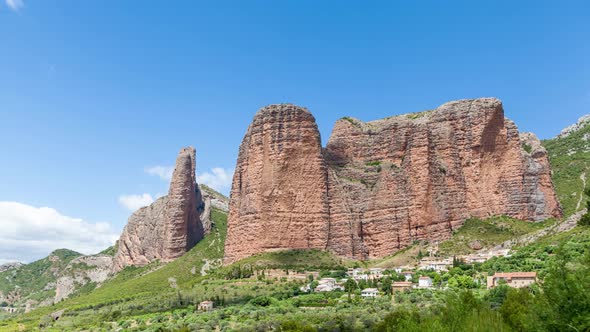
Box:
xmin=0 ymin=0 xmax=588 ymax=262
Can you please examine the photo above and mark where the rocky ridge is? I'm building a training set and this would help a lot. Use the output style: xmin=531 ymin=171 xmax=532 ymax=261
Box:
xmin=224 ymin=98 xmax=562 ymax=263
xmin=0 ymin=262 xmax=23 ymax=273
xmin=558 ymin=114 xmax=590 ymax=139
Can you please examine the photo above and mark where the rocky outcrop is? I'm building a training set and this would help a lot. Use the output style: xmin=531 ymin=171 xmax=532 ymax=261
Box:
xmin=224 ymin=98 xmax=562 ymax=263
xmin=55 ymin=255 xmax=113 ymax=302
xmin=200 ymin=185 xmax=230 ymax=212
xmin=558 ymin=114 xmax=590 ymax=138
xmin=0 ymin=262 xmax=23 ymax=273
xmin=113 ymin=147 xmax=208 ymax=271
xmin=224 ymin=105 xmax=331 ymax=264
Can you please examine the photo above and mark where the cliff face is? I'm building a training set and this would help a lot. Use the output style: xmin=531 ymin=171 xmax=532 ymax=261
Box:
xmin=113 ymin=147 xmax=207 ymax=271
xmin=224 ymin=98 xmax=562 ymax=263
xmin=224 ymin=105 xmax=331 ymax=264
xmin=324 ymin=98 xmax=562 ymax=259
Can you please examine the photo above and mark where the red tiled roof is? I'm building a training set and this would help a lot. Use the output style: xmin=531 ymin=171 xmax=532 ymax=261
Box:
xmin=494 ymin=272 xmax=537 ymax=278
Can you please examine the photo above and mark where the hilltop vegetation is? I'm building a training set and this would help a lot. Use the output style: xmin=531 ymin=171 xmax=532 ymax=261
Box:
xmin=0 ymin=249 xmax=82 ymax=305
xmin=543 ymin=122 xmax=590 ymax=216
xmin=438 ymin=216 xmax=557 ymax=256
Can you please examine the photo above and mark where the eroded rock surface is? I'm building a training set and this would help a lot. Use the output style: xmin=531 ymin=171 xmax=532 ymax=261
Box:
xmin=55 ymin=255 xmax=113 ymax=302
xmin=113 ymin=147 xmax=208 ymax=271
xmin=224 ymin=105 xmax=331 ymax=264
xmin=225 ymin=99 xmax=562 ymax=263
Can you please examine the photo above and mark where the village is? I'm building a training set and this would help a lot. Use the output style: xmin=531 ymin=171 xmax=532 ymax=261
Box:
xmin=292 ymin=248 xmax=537 ymax=298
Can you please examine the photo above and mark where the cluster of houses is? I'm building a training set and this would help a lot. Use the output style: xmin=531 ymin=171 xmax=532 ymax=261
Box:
xmin=460 ymin=249 xmax=511 ymax=264
xmin=349 ymin=267 xmax=386 ymax=281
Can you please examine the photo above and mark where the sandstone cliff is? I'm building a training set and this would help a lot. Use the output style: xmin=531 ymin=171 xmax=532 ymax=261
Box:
xmin=113 ymin=147 xmax=208 ymax=271
xmin=224 ymin=105 xmax=331 ymax=264
xmin=224 ymin=99 xmax=562 ymax=263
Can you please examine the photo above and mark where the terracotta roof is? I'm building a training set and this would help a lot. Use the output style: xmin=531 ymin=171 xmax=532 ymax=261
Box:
xmin=493 ymin=272 xmax=537 ymax=278
xmin=419 ymin=276 xmax=432 ymax=280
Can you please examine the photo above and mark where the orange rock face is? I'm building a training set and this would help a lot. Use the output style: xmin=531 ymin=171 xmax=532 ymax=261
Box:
xmin=224 ymin=99 xmax=562 ymax=263
xmin=224 ymin=105 xmax=331 ymax=264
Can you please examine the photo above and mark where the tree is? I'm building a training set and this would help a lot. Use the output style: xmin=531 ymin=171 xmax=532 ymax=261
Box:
xmin=536 ymin=247 xmax=590 ymax=331
xmin=499 ymin=288 xmax=534 ymax=332
xmin=485 ymin=284 xmax=510 ymax=309
xmin=380 ymin=277 xmax=393 ymax=295
xmin=579 ymin=188 xmax=590 ymax=226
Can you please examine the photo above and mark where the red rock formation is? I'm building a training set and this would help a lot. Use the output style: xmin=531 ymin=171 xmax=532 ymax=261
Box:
xmin=113 ymin=147 xmax=207 ymax=271
xmin=224 ymin=105 xmax=331 ymax=264
xmin=324 ymin=98 xmax=562 ymax=259
xmin=224 ymin=98 xmax=562 ymax=264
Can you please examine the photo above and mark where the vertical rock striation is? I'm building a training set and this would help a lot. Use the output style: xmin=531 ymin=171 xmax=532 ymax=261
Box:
xmin=224 ymin=105 xmax=331 ymax=264
xmin=113 ymin=147 xmax=207 ymax=271
xmin=324 ymin=98 xmax=562 ymax=259
xmin=224 ymin=98 xmax=562 ymax=263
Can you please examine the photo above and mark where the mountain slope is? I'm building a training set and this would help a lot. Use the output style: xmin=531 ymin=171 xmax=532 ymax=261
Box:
xmin=543 ymin=115 xmax=590 ymax=216
xmin=0 ymin=249 xmax=82 ymax=308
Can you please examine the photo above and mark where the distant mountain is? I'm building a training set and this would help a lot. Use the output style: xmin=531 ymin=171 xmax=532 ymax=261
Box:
xmin=0 ymin=248 xmax=115 ymax=312
xmin=543 ymin=114 xmax=590 ymax=216
xmin=0 ymin=262 xmax=23 ymax=274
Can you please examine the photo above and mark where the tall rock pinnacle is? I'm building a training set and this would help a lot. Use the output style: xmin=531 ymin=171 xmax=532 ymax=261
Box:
xmin=164 ymin=147 xmax=203 ymax=260
xmin=113 ymin=147 xmax=206 ymax=271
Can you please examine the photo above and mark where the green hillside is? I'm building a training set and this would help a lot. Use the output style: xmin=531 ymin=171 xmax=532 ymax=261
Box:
xmin=0 ymin=249 xmax=82 ymax=305
xmin=438 ymin=216 xmax=557 ymax=256
xmin=543 ymin=122 xmax=590 ymax=216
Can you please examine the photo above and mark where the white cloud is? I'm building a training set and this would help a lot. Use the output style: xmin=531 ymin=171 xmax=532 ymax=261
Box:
xmin=5 ymin=0 xmax=24 ymax=11
xmin=145 ymin=165 xmax=174 ymax=181
xmin=197 ymin=168 xmax=234 ymax=194
xmin=118 ymin=193 xmax=154 ymax=211
xmin=0 ymin=202 xmax=119 ymax=263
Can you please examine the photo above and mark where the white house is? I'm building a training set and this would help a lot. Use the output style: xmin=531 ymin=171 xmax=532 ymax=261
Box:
xmin=368 ymin=268 xmax=384 ymax=279
xmin=418 ymin=276 xmax=433 ymax=288
xmin=319 ymin=278 xmax=337 ymax=287
xmin=361 ymin=288 xmax=379 ymax=298
xmin=401 ymin=271 xmax=415 ymax=281
xmin=314 ymin=278 xmax=345 ymax=292
xmin=463 ymin=254 xmax=490 ymax=264
xmin=419 ymin=258 xmax=452 ymax=272
xmin=197 ymin=301 xmax=214 ymax=312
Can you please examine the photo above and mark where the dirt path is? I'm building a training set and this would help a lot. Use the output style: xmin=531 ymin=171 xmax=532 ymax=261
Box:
xmin=489 ymin=209 xmax=585 ymax=253
xmin=576 ymin=172 xmax=587 ymax=210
